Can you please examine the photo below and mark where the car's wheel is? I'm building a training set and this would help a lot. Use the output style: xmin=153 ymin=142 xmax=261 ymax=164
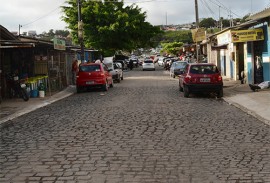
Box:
xmin=173 ymin=74 xmax=175 ymax=78
xmin=117 ymin=78 xmax=121 ymax=83
xmin=76 ymin=86 xmax=82 ymax=93
xmin=179 ymin=83 xmax=183 ymax=92
xmin=102 ymin=82 xmax=109 ymax=91
xmin=142 ymin=69 xmax=144 ymax=71
xmin=121 ymin=75 xmax=124 ymax=80
xmin=183 ymin=85 xmax=189 ymax=98
xmin=217 ymin=89 xmax=223 ymax=98
xmin=110 ymin=80 xmax=114 ymax=88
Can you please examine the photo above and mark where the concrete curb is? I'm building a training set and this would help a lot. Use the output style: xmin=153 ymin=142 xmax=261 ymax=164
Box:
xmin=223 ymin=97 xmax=270 ymax=126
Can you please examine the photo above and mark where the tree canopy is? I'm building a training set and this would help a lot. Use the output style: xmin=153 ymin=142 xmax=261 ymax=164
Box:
xmin=62 ymin=0 xmax=161 ymax=53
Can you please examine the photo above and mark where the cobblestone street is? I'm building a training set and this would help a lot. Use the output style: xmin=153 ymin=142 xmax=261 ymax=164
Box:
xmin=1 ymin=67 xmax=270 ymax=183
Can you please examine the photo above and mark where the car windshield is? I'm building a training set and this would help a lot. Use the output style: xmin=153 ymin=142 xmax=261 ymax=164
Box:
xmin=144 ymin=60 xmax=153 ymax=63
xmin=190 ymin=65 xmax=219 ymax=74
xmin=174 ymin=62 xmax=187 ymax=69
xmin=80 ymin=65 xmax=101 ymax=72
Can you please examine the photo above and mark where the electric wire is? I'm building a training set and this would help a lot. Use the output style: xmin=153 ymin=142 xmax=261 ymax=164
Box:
xmin=22 ymin=2 xmax=66 ymax=27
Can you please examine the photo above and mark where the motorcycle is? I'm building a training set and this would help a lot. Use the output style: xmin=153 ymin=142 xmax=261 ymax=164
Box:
xmin=6 ymin=73 xmax=29 ymax=101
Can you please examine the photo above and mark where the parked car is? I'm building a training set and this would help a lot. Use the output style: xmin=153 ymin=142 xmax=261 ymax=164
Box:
xmin=114 ymin=60 xmax=128 ymax=71
xmin=103 ymin=57 xmax=123 ymax=83
xmin=170 ymin=61 xmax=188 ymax=78
xmin=142 ymin=60 xmax=155 ymax=71
xmin=113 ymin=62 xmax=124 ymax=82
xmin=76 ymin=63 xmax=113 ymax=93
xmin=178 ymin=63 xmax=223 ymax=98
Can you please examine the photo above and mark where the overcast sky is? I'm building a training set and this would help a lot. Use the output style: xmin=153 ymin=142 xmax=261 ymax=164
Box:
xmin=1 ymin=0 xmax=269 ymax=34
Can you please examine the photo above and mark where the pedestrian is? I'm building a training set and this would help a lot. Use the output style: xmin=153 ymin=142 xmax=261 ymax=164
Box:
xmin=249 ymin=81 xmax=270 ymax=92
xmin=71 ymin=60 xmax=78 ymax=85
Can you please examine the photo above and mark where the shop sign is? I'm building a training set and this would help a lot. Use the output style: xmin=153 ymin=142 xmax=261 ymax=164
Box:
xmin=53 ymin=38 xmax=66 ymax=50
xmin=191 ymin=28 xmax=206 ymax=42
xmin=231 ymin=28 xmax=264 ymax=43
xmin=217 ymin=31 xmax=231 ymax=45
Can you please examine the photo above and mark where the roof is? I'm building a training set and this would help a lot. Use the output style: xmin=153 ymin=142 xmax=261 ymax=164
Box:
xmin=248 ymin=8 xmax=270 ymax=20
xmin=0 ymin=25 xmax=18 ymax=40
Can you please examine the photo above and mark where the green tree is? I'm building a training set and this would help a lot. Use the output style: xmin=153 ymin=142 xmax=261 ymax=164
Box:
xmin=160 ymin=42 xmax=184 ymax=56
xmin=199 ymin=18 xmax=216 ymax=28
xmin=160 ymin=30 xmax=192 ymax=44
xmin=62 ymin=0 xmax=161 ymax=53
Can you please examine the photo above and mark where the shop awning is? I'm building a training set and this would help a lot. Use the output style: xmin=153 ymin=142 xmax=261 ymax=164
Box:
xmin=211 ymin=44 xmax=228 ymax=50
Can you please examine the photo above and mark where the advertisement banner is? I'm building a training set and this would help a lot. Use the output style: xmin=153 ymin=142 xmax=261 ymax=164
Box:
xmin=191 ymin=28 xmax=206 ymax=42
xmin=231 ymin=29 xmax=264 ymax=43
xmin=53 ymin=38 xmax=66 ymax=50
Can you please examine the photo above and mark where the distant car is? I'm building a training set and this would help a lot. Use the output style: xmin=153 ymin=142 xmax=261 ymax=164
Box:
xmin=179 ymin=63 xmax=223 ymax=98
xmin=157 ymin=57 xmax=165 ymax=66
xmin=76 ymin=63 xmax=113 ymax=93
xmin=169 ymin=61 xmax=188 ymax=78
xmin=142 ymin=60 xmax=155 ymax=71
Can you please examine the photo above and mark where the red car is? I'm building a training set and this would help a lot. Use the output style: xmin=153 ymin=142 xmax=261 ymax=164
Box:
xmin=179 ymin=63 xmax=223 ymax=98
xmin=76 ymin=63 xmax=113 ymax=93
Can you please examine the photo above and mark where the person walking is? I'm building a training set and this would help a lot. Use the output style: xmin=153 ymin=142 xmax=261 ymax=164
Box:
xmin=71 ymin=60 xmax=78 ymax=85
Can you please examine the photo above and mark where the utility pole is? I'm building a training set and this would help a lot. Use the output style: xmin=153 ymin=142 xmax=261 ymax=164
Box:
xmin=195 ymin=0 xmax=199 ymax=62
xmin=77 ymin=0 xmax=84 ymax=62
xmin=18 ymin=24 xmax=22 ymax=36
xmin=195 ymin=0 xmax=199 ymax=28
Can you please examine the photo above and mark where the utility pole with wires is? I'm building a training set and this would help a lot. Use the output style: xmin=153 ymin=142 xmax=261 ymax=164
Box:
xmin=77 ymin=0 xmax=85 ymax=62
xmin=195 ymin=0 xmax=199 ymax=62
xmin=18 ymin=24 xmax=22 ymax=36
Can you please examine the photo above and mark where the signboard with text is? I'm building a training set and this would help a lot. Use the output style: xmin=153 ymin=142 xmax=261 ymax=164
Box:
xmin=231 ymin=29 xmax=264 ymax=43
xmin=53 ymin=38 xmax=66 ymax=50
xmin=191 ymin=28 xmax=206 ymax=42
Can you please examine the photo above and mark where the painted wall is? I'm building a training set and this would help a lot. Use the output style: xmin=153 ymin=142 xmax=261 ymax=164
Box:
xmin=247 ymin=24 xmax=270 ymax=83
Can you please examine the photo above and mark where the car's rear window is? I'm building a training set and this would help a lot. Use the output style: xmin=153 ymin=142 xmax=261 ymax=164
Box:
xmin=144 ymin=60 xmax=153 ymax=63
xmin=174 ymin=62 xmax=187 ymax=68
xmin=80 ymin=65 xmax=101 ymax=72
xmin=190 ymin=65 xmax=219 ymax=74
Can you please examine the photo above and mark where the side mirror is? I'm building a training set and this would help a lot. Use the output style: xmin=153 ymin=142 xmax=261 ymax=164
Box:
xmin=108 ymin=69 xmax=113 ymax=72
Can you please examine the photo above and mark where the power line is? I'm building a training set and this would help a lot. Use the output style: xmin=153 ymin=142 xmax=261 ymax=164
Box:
xmin=22 ymin=2 xmax=66 ymax=27
xmin=207 ymin=0 xmax=241 ymax=18
xmin=200 ymin=0 xmax=218 ymax=20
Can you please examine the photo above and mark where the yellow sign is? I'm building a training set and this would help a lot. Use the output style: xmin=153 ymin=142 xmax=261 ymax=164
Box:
xmin=231 ymin=28 xmax=264 ymax=43
xmin=191 ymin=28 xmax=206 ymax=42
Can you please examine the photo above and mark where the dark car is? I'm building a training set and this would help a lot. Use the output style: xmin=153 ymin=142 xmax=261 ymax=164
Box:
xmin=178 ymin=63 xmax=223 ymax=98
xmin=169 ymin=61 xmax=188 ymax=78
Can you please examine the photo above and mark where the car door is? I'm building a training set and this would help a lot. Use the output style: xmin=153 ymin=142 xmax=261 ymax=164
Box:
xmin=102 ymin=64 xmax=112 ymax=83
xmin=179 ymin=64 xmax=189 ymax=87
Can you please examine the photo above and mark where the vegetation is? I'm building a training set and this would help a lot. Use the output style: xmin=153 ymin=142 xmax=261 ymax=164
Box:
xmin=61 ymin=0 xmax=161 ymax=54
xmin=160 ymin=42 xmax=184 ymax=56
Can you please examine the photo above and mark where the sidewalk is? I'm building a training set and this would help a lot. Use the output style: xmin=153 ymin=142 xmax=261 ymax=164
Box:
xmin=0 ymin=85 xmax=76 ymax=125
xmin=1 ymin=82 xmax=270 ymax=126
xmin=223 ymin=80 xmax=270 ymax=125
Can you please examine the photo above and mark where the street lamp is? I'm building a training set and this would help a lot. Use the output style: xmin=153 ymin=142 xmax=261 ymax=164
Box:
xmin=77 ymin=0 xmax=84 ymax=62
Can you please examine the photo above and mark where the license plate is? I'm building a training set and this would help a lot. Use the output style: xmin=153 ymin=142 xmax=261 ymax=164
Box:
xmin=200 ymin=78 xmax=210 ymax=82
xmin=86 ymin=81 xmax=94 ymax=85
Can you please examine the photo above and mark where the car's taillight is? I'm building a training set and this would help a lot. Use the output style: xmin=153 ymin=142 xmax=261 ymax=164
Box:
xmin=100 ymin=73 xmax=105 ymax=76
xmin=217 ymin=75 xmax=222 ymax=82
xmin=184 ymin=75 xmax=191 ymax=83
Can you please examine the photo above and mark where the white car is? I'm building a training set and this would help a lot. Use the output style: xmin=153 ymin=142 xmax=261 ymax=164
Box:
xmin=103 ymin=57 xmax=123 ymax=83
xmin=157 ymin=57 xmax=165 ymax=66
xmin=142 ymin=60 xmax=155 ymax=71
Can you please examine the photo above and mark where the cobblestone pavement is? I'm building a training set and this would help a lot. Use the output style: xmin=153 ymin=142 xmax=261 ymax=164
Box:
xmin=1 ymin=67 xmax=270 ymax=183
